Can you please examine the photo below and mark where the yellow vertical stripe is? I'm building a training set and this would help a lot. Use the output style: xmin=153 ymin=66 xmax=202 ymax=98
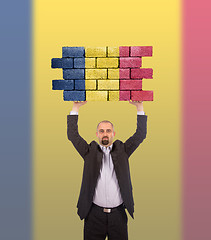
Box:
xmin=33 ymin=0 xmax=181 ymax=240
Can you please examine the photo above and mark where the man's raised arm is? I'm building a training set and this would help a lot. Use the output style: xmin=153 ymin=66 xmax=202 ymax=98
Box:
xmin=67 ymin=101 xmax=89 ymax=158
xmin=124 ymin=101 xmax=148 ymax=157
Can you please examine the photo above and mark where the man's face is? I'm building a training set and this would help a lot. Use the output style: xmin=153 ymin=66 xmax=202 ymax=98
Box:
xmin=96 ymin=122 xmax=115 ymax=147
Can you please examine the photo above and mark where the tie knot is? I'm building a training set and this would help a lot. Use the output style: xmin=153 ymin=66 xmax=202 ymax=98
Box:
xmin=102 ymin=146 xmax=111 ymax=153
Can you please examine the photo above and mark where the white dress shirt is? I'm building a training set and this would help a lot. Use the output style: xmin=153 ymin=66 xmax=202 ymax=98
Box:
xmin=93 ymin=144 xmax=123 ymax=208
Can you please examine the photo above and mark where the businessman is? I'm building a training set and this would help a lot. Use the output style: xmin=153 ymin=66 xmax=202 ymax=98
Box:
xmin=67 ymin=101 xmax=147 ymax=240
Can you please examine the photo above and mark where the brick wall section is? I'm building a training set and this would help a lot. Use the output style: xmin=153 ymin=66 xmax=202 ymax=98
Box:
xmin=119 ymin=46 xmax=153 ymax=101
xmin=51 ymin=46 xmax=153 ymax=101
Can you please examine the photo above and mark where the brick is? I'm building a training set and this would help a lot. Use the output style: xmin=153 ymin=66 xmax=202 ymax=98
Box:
xmin=108 ymin=47 xmax=119 ymax=57
xmin=52 ymin=58 xmax=74 ymax=68
xmin=86 ymin=91 xmax=107 ymax=101
xmin=98 ymin=80 xmax=119 ymax=90
xmin=74 ymin=58 xmax=85 ymax=68
xmin=63 ymin=69 xmax=85 ymax=79
xmin=108 ymin=69 xmax=119 ymax=79
xmin=120 ymin=80 xmax=142 ymax=90
xmin=97 ymin=58 xmax=119 ymax=68
xmin=130 ymin=46 xmax=153 ymax=57
xmin=75 ymin=80 xmax=85 ymax=90
xmin=131 ymin=68 xmax=153 ymax=79
xmin=63 ymin=58 xmax=74 ymax=68
xmin=62 ymin=47 xmax=85 ymax=57
xmin=119 ymin=46 xmax=130 ymax=57
xmin=52 ymin=80 xmax=74 ymax=90
xmin=51 ymin=58 xmax=62 ymax=68
xmin=109 ymin=91 xmax=119 ymax=101
xmin=85 ymin=69 xmax=107 ymax=79
xmin=85 ymin=80 xmax=96 ymax=90
xmin=119 ymin=91 xmax=130 ymax=101
xmin=120 ymin=57 xmax=142 ymax=68
xmin=131 ymin=90 xmax=153 ymax=101
xmin=85 ymin=47 xmax=106 ymax=57
xmin=63 ymin=90 xmax=85 ymax=101
xmin=85 ymin=58 xmax=96 ymax=68
xmin=119 ymin=69 xmax=130 ymax=79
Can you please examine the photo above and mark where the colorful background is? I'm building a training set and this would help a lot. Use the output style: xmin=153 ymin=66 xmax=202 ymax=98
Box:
xmin=0 ymin=0 xmax=210 ymax=240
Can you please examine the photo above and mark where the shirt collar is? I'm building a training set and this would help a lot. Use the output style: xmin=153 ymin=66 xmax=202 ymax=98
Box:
xmin=99 ymin=143 xmax=113 ymax=152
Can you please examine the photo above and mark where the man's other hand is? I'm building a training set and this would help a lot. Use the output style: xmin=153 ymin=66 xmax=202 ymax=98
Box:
xmin=72 ymin=101 xmax=87 ymax=112
xmin=129 ymin=101 xmax=144 ymax=112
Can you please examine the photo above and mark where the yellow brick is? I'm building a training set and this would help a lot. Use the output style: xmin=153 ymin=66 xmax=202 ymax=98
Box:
xmin=108 ymin=47 xmax=119 ymax=57
xmin=85 ymin=58 xmax=96 ymax=68
xmin=85 ymin=47 xmax=106 ymax=57
xmin=108 ymin=69 xmax=119 ymax=79
xmin=98 ymin=80 xmax=119 ymax=90
xmin=85 ymin=80 xmax=96 ymax=90
xmin=85 ymin=69 xmax=107 ymax=79
xmin=109 ymin=91 xmax=119 ymax=101
xmin=86 ymin=91 xmax=108 ymax=101
xmin=97 ymin=58 xmax=119 ymax=68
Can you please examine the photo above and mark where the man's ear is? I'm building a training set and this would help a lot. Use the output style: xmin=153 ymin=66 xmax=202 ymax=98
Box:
xmin=113 ymin=131 xmax=116 ymax=137
xmin=96 ymin=132 xmax=98 ymax=137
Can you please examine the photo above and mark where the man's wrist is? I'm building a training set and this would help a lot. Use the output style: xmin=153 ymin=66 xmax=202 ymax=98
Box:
xmin=70 ymin=111 xmax=78 ymax=115
xmin=71 ymin=106 xmax=79 ymax=112
xmin=136 ymin=106 xmax=144 ymax=112
xmin=137 ymin=111 xmax=145 ymax=115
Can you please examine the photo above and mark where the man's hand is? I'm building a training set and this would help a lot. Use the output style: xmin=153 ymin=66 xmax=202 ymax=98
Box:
xmin=72 ymin=101 xmax=87 ymax=112
xmin=129 ymin=101 xmax=144 ymax=112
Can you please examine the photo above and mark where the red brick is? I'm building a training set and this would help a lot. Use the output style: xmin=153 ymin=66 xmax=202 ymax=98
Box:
xmin=119 ymin=91 xmax=130 ymax=101
xmin=130 ymin=46 xmax=153 ymax=57
xmin=119 ymin=46 xmax=130 ymax=57
xmin=119 ymin=69 xmax=130 ymax=79
xmin=131 ymin=68 xmax=153 ymax=79
xmin=131 ymin=91 xmax=153 ymax=101
xmin=120 ymin=80 xmax=142 ymax=90
xmin=120 ymin=57 xmax=142 ymax=68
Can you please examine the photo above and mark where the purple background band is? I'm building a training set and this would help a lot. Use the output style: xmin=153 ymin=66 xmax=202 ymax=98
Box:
xmin=183 ymin=0 xmax=211 ymax=239
xmin=0 ymin=0 xmax=32 ymax=240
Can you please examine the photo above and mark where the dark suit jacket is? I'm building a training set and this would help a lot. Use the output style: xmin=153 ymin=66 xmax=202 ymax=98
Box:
xmin=67 ymin=114 xmax=147 ymax=220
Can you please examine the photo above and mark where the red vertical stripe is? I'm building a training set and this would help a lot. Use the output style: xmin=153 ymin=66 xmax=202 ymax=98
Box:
xmin=183 ymin=0 xmax=211 ymax=240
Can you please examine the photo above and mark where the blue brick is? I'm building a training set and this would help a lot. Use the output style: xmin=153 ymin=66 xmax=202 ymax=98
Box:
xmin=62 ymin=58 xmax=73 ymax=68
xmin=75 ymin=80 xmax=85 ymax=90
xmin=74 ymin=58 xmax=85 ymax=68
xmin=63 ymin=69 xmax=85 ymax=80
xmin=63 ymin=91 xmax=85 ymax=101
xmin=52 ymin=80 xmax=74 ymax=90
xmin=51 ymin=58 xmax=62 ymax=68
xmin=62 ymin=47 xmax=85 ymax=57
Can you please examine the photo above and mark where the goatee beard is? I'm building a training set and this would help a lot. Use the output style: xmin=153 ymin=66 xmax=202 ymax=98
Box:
xmin=102 ymin=139 xmax=109 ymax=145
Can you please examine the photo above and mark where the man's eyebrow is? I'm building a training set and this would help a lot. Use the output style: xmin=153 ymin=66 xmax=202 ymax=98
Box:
xmin=99 ymin=128 xmax=112 ymax=130
xmin=98 ymin=128 xmax=112 ymax=131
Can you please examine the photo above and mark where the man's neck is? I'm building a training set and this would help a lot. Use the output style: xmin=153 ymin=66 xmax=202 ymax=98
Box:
xmin=99 ymin=143 xmax=113 ymax=149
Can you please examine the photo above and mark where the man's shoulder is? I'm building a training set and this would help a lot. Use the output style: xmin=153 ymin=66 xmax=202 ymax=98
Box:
xmin=112 ymin=140 xmax=124 ymax=149
xmin=90 ymin=140 xmax=98 ymax=146
xmin=113 ymin=139 xmax=123 ymax=144
xmin=89 ymin=141 xmax=101 ymax=150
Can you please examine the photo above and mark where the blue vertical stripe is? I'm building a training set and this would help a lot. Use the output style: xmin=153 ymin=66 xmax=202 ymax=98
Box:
xmin=0 ymin=0 xmax=32 ymax=240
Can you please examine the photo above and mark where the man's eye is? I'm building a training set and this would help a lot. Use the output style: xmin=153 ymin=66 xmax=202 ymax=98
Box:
xmin=107 ymin=130 xmax=111 ymax=133
xmin=99 ymin=130 xmax=104 ymax=133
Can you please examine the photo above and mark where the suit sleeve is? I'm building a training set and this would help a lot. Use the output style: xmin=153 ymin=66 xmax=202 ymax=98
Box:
xmin=124 ymin=115 xmax=147 ymax=157
xmin=67 ymin=115 xmax=89 ymax=159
